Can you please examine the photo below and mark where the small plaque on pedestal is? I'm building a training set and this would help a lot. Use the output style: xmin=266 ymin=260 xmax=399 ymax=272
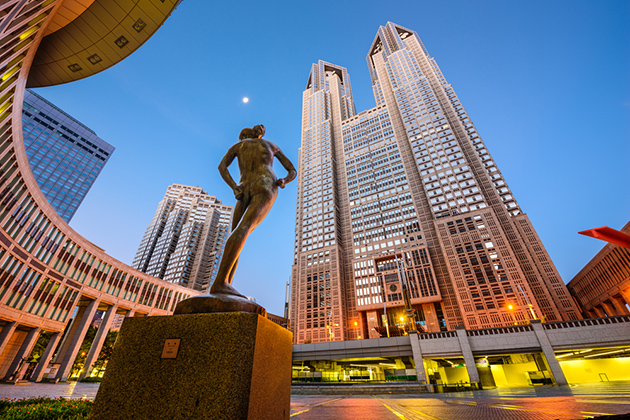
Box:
xmin=161 ymin=339 xmax=180 ymax=359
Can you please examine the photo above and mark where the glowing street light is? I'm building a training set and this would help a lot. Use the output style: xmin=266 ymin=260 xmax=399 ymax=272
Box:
xmin=507 ymin=303 xmax=517 ymax=325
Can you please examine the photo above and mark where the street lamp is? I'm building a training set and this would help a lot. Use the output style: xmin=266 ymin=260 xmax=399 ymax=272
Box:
xmin=507 ymin=303 xmax=516 ymax=325
xmin=516 ymin=284 xmax=538 ymax=321
xmin=354 ymin=321 xmax=361 ymax=340
xmin=327 ymin=310 xmax=333 ymax=341
xmin=379 ymin=276 xmax=390 ymax=338
xmin=396 ymin=254 xmax=417 ymax=332
xmin=399 ymin=315 xmax=408 ymax=334
xmin=327 ymin=322 xmax=339 ymax=341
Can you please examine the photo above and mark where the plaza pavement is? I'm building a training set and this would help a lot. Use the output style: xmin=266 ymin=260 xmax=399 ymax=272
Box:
xmin=0 ymin=382 xmax=629 ymax=419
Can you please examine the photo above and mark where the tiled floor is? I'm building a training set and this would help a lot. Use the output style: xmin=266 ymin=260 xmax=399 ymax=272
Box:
xmin=289 ymin=383 xmax=630 ymax=419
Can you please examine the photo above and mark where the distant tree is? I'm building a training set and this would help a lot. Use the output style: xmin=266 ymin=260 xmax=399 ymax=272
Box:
xmin=69 ymin=326 xmax=97 ymax=379
xmin=28 ymin=331 xmax=54 ymax=363
xmin=90 ymin=330 xmax=118 ymax=377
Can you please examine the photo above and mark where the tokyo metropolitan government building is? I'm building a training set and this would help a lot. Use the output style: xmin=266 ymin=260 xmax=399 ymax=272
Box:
xmin=290 ymin=22 xmax=580 ymax=344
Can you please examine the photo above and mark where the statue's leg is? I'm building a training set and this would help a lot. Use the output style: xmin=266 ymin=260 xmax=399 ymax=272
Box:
xmin=210 ymin=190 xmax=277 ymax=296
xmin=210 ymin=195 xmax=248 ymax=295
xmin=231 ymin=197 xmax=247 ymax=231
xmin=224 ymin=198 xmax=245 ymax=285
xmin=227 ymin=258 xmax=238 ymax=285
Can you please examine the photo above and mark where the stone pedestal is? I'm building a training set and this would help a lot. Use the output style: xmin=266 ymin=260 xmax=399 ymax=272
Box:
xmin=90 ymin=313 xmax=292 ymax=420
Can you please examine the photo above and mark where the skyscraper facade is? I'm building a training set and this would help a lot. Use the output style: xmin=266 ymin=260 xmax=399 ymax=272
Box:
xmin=22 ymin=89 xmax=114 ymax=223
xmin=133 ymin=184 xmax=233 ymax=292
xmin=290 ymin=22 xmax=580 ymax=344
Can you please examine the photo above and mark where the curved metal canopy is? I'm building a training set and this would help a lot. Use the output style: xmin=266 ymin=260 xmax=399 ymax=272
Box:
xmin=27 ymin=0 xmax=181 ymax=87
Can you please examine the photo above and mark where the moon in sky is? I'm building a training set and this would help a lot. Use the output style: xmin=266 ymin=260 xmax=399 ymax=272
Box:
xmin=242 ymin=97 xmax=249 ymax=103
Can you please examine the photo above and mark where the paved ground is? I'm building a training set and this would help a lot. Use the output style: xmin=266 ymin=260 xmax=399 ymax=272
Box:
xmin=290 ymin=384 xmax=630 ymax=419
xmin=0 ymin=381 xmax=100 ymax=400
xmin=0 ymin=382 xmax=629 ymax=419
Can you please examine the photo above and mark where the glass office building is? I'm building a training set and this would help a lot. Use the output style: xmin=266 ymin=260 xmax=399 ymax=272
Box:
xmin=22 ymin=89 xmax=114 ymax=223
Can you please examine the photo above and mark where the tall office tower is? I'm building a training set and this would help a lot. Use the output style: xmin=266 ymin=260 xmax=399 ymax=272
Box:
xmin=22 ymin=89 xmax=114 ymax=223
xmin=290 ymin=22 xmax=580 ymax=344
xmin=133 ymin=184 xmax=233 ymax=292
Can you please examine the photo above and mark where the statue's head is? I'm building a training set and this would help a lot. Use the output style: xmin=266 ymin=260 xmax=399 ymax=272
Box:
xmin=239 ymin=128 xmax=256 ymax=140
xmin=253 ymin=124 xmax=266 ymax=138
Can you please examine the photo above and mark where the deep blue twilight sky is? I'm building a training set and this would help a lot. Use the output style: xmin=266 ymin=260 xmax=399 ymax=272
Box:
xmin=35 ymin=1 xmax=629 ymax=315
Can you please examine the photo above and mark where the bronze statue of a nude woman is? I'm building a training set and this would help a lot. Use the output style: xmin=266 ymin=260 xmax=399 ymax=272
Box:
xmin=212 ymin=124 xmax=296 ymax=296
xmin=174 ymin=125 xmax=296 ymax=315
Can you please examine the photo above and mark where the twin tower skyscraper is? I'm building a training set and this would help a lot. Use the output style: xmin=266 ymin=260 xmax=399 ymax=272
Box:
xmin=289 ymin=22 xmax=580 ymax=343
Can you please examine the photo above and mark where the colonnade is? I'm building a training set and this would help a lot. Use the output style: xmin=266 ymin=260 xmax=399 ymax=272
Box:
xmin=0 ymin=296 xmax=144 ymax=383
xmin=587 ymin=291 xmax=630 ymax=319
xmin=407 ymin=321 xmax=568 ymax=387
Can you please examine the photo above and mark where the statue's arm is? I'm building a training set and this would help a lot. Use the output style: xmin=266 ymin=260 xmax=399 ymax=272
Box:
xmin=275 ymin=149 xmax=297 ymax=189
xmin=218 ymin=144 xmax=242 ymax=198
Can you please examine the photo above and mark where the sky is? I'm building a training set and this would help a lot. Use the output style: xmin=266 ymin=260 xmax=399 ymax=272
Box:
xmin=34 ymin=1 xmax=629 ymax=316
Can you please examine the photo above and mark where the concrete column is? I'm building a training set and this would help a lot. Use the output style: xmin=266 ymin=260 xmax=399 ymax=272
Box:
xmin=601 ymin=300 xmax=619 ymax=316
xmin=78 ymin=304 xmax=118 ymax=380
xmin=54 ymin=299 xmax=99 ymax=382
xmin=54 ymin=305 xmax=87 ymax=364
xmin=2 ymin=327 xmax=41 ymax=381
xmin=530 ymin=320 xmax=568 ymax=386
xmin=610 ymin=296 xmax=630 ymax=315
xmin=593 ymin=305 xmax=607 ymax=318
xmin=31 ymin=332 xmax=62 ymax=382
xmin=455 ymin=326 xmax=479 ymax=384
xmin=0 ymin=322 xmax=18 ymax=357
xmin=408 ymin=331 xmax=427 ymax=383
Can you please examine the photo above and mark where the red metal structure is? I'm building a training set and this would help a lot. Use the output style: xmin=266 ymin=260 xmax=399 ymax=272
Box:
xmin=579 ymin=226 xmax=630 ymax=249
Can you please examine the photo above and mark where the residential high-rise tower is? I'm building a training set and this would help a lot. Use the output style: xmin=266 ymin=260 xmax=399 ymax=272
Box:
xmin=133 ymin=184 xmax=233 ymax=292
xmin=290 ymin=22 xmax=580 ymax=344
xmin=22 ymin=89 xmax=114 ymax=223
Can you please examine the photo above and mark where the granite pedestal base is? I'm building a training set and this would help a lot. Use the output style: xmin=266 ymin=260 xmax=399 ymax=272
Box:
xmin=90 ymin=313 xmax=292 ymax=420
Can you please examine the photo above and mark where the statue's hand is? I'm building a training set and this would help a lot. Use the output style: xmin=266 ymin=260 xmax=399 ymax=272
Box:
xmin=234 ymin=185 xmax=244 ymax=200
xmin=276 ymin=178 xmax=286 ymax=189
